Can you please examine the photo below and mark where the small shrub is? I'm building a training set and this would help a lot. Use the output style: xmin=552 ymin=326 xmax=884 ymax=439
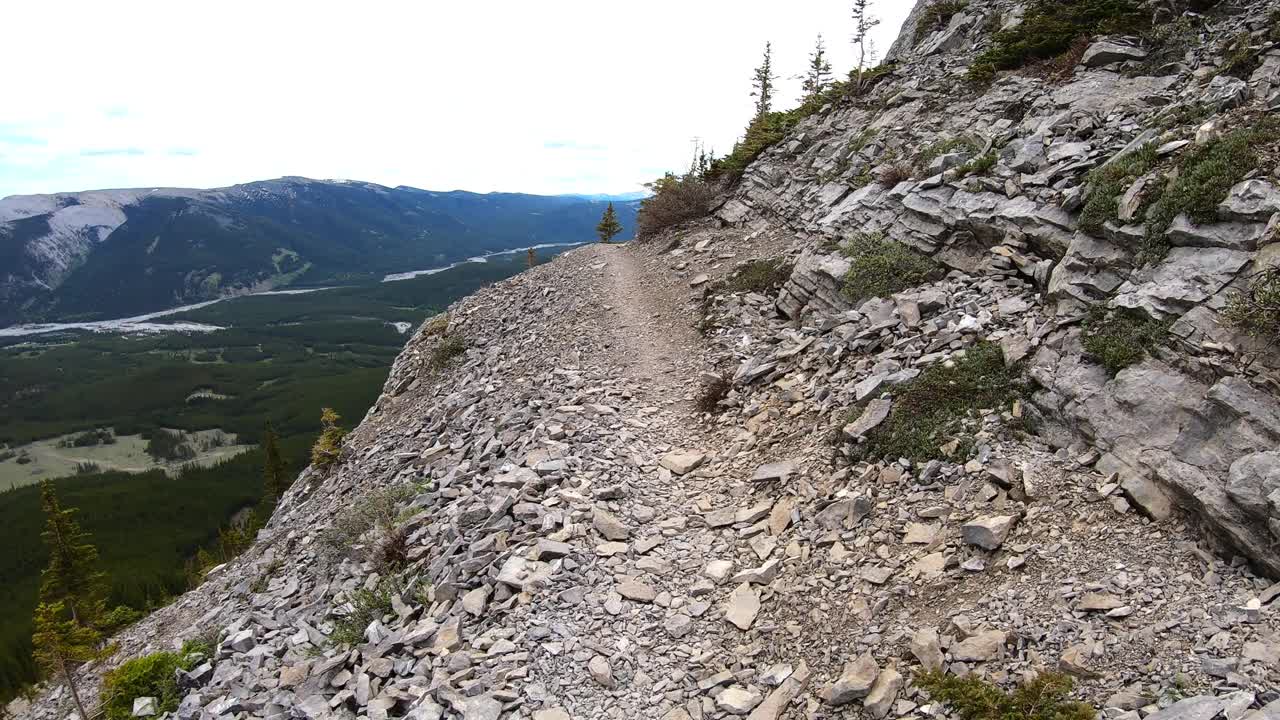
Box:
xmin=917 ymin=670 xmax=1096 ymax=720
xmin=180 ymin=633 xmax=217 ymax=660
xmin=955 ymin=151 xmax=998 ymax=178
xmin=1144 ymin=119 xmax=1280 ymax=260
xmin=310 ymin=407 xmax=346 ymax=470
xmin=876 ymin=161 xmax=915 ymax=186
xmin=1224 ymin=266 xmax=1280 ymax=337
xmin=422 ymin=313 xmax=449 ymax=337
xmin=696 ymin=376 xmax=731 ymax=414
xmin=966 ymin=0 xmax=1147 ymax=84
xmin=1219 ymin=32 xmax=1261 ymax=80
xmin=428 ymin=333 xmax=466 ymax=372
xmin=318 ymin=485 xmax=414 ymax=567
xmin=100 ymin=651 xmax=199 ymax=720
xmin=850 ymin=342 xmax=1026 ymax=462
xmin=98 ymin=605 xmax=144 ymax=634
xmin=16 ymin=453 xmax=32 ymax=465
xmin=915 ymin=1 xmax=969 ymax=44
xmin=840 ymin=232 xmax=942 ymax=303
xmin=329 ymin=581 xmax=397 ymax=647
xmin=1079 ymin=143 xmax=1159 ymax=235
xmin=1081 ymin=306 xmax=1169 ymax=375
xmin=637 ymin=173 xmax=717 ymax=238
xmin=0 ymin=449 xmax=15 ymax=462
xmin=75 ymin=461 xmax=101 ymax=475
xmin=725 ymin=258 xmax=793 ymax=294
xmin=1031 ymin=35 xmax=1092 ymax=82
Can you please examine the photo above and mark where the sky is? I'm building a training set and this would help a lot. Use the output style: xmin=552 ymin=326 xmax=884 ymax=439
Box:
xmin=0 ymin=0 xmax=913 ymax=199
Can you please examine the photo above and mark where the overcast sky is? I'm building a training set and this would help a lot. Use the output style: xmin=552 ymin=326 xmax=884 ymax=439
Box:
xmin=0 ymin=0 xmax=912 ymax=199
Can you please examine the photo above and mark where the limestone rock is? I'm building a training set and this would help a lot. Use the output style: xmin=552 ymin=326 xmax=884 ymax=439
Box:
xmin=961 ymin=515 xmax=1018 ymax=550
xmin=822 ymin=653 xmax=878 ymax=706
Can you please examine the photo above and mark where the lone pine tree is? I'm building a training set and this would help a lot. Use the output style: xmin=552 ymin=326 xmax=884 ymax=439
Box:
xmin=31 ymin=601 xmax=98 ymax=720
xmin=751 ymin=42 xmax=777 ymax=118
xmin=260 ymin=422 xmax=288 ymax=507
xmin=596 ymin=203 xmax=623 ymax=243
xmin=802 ymin=34 xmax=833 ymax=96
xmin=37 ymin=480 xmax=107 ymax=629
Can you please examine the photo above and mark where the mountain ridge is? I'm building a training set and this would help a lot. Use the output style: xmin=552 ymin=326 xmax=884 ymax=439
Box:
xmin=0 ymin=177 xmax=639 ymax=325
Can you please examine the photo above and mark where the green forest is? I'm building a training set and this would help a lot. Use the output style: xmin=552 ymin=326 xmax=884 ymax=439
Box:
xmin=0 ymin=247 xmax=570 ymax=702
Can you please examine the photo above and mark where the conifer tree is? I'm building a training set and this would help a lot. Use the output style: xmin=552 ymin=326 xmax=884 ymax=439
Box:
xmin=31 ymin=601 xmax=97 ymax=720
xmin=596 ymin=203 xmax=622 ymax=243
xmin=37 ymin=480 xmax=106 ymax=629
xmin=751 ymin=42 xmax=777 ymax=119
xmin=526 ymin=247 xmax=536 ymax=268
xmin=852 ymin=0 xmax=881 ymax=92
xmin=260 ymin=422 xmax=287 ymax=505
xmin=802 ymin=34 xmax=833 ymax=97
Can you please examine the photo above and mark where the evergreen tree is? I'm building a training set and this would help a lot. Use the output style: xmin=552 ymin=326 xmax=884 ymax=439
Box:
xmin=31 ymin=600 xmax=98 ymax=720
xmin=802 ymin=34 xmax=833 ymax=97
xmin=37 ymin=480 xmax=106 ymax=629
xmin=596 ymin=203 xmax=623 ymax=243
xmin=526 ymin=247 xmax=537 ymax=268
xmin=751 ymin=42 xmax=777 ymax=118
xmin=852 ymin=0 xmax=881 ymax=92
xmin=260 ymin=422 xmax=288 ymax=504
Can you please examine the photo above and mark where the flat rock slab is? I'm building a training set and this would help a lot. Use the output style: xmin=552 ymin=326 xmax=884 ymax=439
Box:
xmin=750 ymin=459 xmax=798 ymax=482
xmin=843 ymin=399 xmax=892 ymax=439
xmin=660 ymin=451 xmax=706 ymax=475
xmin=724 ymin=582 xmax=760 ymax=630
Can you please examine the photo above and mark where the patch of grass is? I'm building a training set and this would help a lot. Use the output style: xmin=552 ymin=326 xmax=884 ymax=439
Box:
xmin=966 ymin=0 xmax=1147 ymax=84
xmin=917 ymin=670 xmax=1095 ymax=720
xmin=317 ymin=485 xmax=414 ymax=568
xmin=876 ymin=161 xmax=915 ymax=187
xmin=428 ymin=333 xmax=466 ymax=372
xmin=1081 ymin=306 xmax=1169 ymax=375
xmin=329 ymin=581 xmax=397 ymax=647
xmin=839 ymin=232 xmax=942 ymax=303
xmin=1224 ymin=266 xmax=1280 ymax=337
xmin=915 ymin=1 xmax=969 ymax=44
xmin=422 ymin=313 xmax=449 ymax=337
xmin=725 ymin=259 xmax=793 ymax=294
xmin=100 ymin=650 xmax=202 ymax=720
xmin=851 ymin=342 xmax=1025 ymax=462
xmin=955 ymin=151 xmax=998 ymax=178
xmin=916 ymin=136 xmax=982 ymax=173
xmin=1079 ymin=143 xmax=1160 ymax=235
xmin=1143 ymin=119 xmax=1280 ymax=260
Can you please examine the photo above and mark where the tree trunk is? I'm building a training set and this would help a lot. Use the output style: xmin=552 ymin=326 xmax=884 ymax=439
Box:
xmin=60 ymin=658 xmax=89 ymax=720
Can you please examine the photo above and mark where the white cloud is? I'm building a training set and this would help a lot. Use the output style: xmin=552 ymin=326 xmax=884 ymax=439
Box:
xmin=0 ymin=0 xmax=914 ymax=197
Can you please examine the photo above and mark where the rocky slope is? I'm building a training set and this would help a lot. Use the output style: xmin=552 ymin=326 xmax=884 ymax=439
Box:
xmin=12 ymin=0 xmax=1280 ymax=718
xmin=0 ymin=179 xmax=638 ymax=325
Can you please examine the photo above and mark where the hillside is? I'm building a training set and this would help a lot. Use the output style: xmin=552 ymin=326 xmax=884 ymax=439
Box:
xmin=13 ymin=0 xmax=1280 ymax=718
xmin=0 ymin=179 xmax=638 ymax=325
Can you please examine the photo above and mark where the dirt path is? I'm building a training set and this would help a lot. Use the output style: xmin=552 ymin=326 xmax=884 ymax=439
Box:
xmin=597 ymin=243 xmax=705 ymax=410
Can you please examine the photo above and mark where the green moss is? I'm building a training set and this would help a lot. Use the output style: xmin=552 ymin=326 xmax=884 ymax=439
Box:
xmin=840 ymin=232 xmax=941 ymax=303
xmin=1079 ymin=143 xmax=1160 ymax=235
xmin=428 ymin=333 xmax=466 ymax=372
xmin=1144 ymin=120 xmax=1280 ymax=260
xmin=966 ymin=0 xmax=1146 ymax=84
xmin=915 ymin=1 xmax=969 ymax=44
xmin=101 ymin=650 xmax=201 ymax=720
xmin=852 ymin=342 xmax=1026 ymax=462
xmin=725 ymin=259 xmax=793 ymax=294
xmin=1224 ymin=266 xmax=1280 ymax=337
xmin=1081 ymin=306 xmax=1169 ymax=375
xmin=917 ymin=670 xmax=1096 ymax=720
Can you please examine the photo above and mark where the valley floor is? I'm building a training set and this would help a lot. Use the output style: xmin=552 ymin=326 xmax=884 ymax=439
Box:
xmin=15 ymin=234 xmax=1279 ymax=720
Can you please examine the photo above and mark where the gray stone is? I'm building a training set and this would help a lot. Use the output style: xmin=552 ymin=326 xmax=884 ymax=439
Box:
xmin=842 ymin=399 xmax=892 ymax=440
xmin=724 ymin=583 xmax=760 ymax=630
xmin=660 ymin=451 xmax=706 ymax=475
xmin=821 ymin=653 xmax=878 ymax=706
xmin=961 ymin=515 xmax=1017 ymax=550
xmin=132 ymin=697 xmax=158 ymax=717
xmin=1082 ymin=40 xmax=1147 ymax=67
xmin=863 ymin=666 xmax=903 ymax=719
xmin=717 ymin=686 xmax=763 ymax=715
xmin=951 ymin=629 xmax=1005 ymax=662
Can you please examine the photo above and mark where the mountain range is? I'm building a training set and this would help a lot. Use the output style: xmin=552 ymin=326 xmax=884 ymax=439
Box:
xmin=0 ymin=177 xmax=639 ymax=325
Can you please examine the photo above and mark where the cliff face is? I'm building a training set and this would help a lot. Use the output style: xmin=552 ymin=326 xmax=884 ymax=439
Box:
xmin=15 ymin=2 xmax=1280 ymax=719
xmin=718 ymin=0 xmax=1280 ymax=577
